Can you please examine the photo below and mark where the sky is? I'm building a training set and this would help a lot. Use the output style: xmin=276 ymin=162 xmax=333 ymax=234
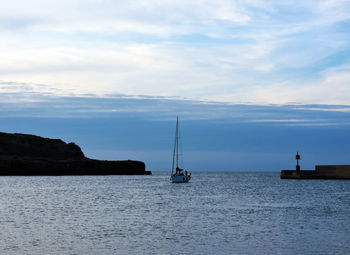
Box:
xmin=0 ymin=0 xmax=350 ymax=171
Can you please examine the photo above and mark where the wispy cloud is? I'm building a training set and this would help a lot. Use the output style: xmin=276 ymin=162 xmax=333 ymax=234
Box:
xmin=0 ymin=1 xmax=349 ymax=104
xmin=1 ymin=82 xmax=349 ymax=127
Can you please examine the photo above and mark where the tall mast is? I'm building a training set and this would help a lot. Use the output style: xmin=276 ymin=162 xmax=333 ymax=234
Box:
xmin=176 ymin=116 xmax=179 ymax=169
xmin=171 ymin=116 xmax=178 ymax=174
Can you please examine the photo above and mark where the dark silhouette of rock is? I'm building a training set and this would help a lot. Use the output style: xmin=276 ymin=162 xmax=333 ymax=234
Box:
xmin=0 ymin=132 xmax=151 ymax=175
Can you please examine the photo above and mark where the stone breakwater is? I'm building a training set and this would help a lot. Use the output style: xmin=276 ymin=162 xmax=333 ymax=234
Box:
xmin=281 ymin=165 xmax=350 ymax=179
xmin=0 ymin=132 xmax=151 ymax=175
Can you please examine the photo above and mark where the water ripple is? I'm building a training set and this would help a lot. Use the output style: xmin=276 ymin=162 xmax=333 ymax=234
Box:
xmin=0 ymin=173 xmax=349 ymax=254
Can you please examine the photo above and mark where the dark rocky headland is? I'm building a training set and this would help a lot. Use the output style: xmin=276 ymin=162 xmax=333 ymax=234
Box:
xmin=0 ymin=132 xmax=151 ymax=175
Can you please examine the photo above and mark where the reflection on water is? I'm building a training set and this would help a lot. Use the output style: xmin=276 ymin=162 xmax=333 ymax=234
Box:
xmin=0 ymin=172 xmax=349 ymax=254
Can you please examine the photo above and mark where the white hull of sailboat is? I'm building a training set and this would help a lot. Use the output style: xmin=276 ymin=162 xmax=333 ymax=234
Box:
xmin=170 ymin=174 xmax=191 ymax=183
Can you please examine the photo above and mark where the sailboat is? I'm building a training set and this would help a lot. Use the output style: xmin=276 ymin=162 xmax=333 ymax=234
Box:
xmin=170 ymin=116 xmax=191 ymax=183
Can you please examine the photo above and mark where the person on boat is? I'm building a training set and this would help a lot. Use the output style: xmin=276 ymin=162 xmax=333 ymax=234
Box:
xmin=176 ymin=167 xmax=184 ymax=176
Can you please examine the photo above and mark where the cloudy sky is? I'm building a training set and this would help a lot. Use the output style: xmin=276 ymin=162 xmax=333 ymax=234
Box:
xmin=1 ymin=0 xmax=350 ymax=171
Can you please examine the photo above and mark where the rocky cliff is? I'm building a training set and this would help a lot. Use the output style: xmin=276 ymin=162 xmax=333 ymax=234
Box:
xmin=0 ymin=132 xmax=151 ymax=175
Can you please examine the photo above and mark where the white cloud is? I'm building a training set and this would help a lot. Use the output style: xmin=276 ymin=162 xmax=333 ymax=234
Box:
xmin=0 ymin=0 xmax=349 ymax=105
xmin=235 ymin=64 xmax=350 ymax=105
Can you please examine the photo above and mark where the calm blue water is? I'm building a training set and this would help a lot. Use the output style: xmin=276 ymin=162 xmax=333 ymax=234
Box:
xmin=0 ymin=172 xmax=349 ymax=255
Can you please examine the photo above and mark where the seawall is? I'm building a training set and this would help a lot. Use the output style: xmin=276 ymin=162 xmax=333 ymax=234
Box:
xmin=281 ymin=165 xmax=350 ymax=179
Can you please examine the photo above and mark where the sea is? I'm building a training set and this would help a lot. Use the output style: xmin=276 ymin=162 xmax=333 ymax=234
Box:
xmin=0 ymin=172 xmax=349 ymax=255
